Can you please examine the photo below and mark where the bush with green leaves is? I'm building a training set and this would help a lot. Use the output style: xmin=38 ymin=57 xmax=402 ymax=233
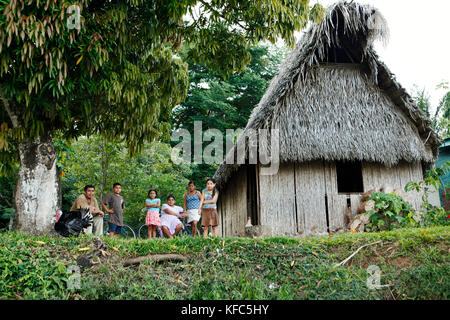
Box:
xmin=405 ymin=161 xmax=450 ymax=227
xmin=0 ymin=206 xmax=14 ymax=229
xmin=1 ymin=227 xmax=449 ymax=300
xmin=365 ymin=192 xmax=419 ymax=232
xmin=0 ymin=236 xmax=71 ymax=299
xmin=0 ymin=172 xmax=17 ymax=230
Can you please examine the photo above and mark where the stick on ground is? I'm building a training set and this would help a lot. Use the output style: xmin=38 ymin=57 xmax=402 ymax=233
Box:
xmin=123 ymin=254 xmax=188 ymax=267
xmin=334 ymin=240 xmax=382 ymax=267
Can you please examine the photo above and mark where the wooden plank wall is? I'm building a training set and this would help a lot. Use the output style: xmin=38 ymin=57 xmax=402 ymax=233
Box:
xmin=405 ymin=162 xmax=424 ymax=211
xmin=294 ymin=161 xmax=328 ymax=236
xmin=276 ymin=164 xmax=298 ymax=235
xmin=258 ymin=163 xmax=297 ymax=236
xmin=257 ymin=167 xmax=277 ymax=236
xmin=323 ymin=162 xmax=347 ymax=233
xmin=362 ymin=161 xmax=423 ymax=211
xmin=218 ymin=160 xmax=424 ymax=238
xmin=350 ymin=194 xmax=362 ymax=219
xmin=217 ymin=166 xmax=248 ymax=237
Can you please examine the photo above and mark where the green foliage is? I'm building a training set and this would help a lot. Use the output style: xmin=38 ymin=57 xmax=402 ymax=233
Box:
xmin=396 ymin=264 xmax=449 ymax=299
xmin=0 ymin=206 xmax=14 ymax=229
xmin=0 ymin=0 xmax=191 ymax=160
xmin=411 ymin=86 xmax=431 ymax=118
xmin=57 ymin=136 xmax=191 ymax=229
xmin=411 ymin=82 xmax=450 ymax=139
xmin=405 ymin=162 xmax=450 ymax=227
xmin=173 ymin=44 xmax=286 ymax=130
xmin=421 ymin=205 xmax=449 ymax=229
xmin=365 ymin=192 xmax=418 ymax=232
xmin=0 ymin=234 xmax=72 ymax=299
xmin=433 ymin=81 xmax=450 ymax=139
xmin=0 ymin=226 xmax=448 ymax=299
xmin=182 ymin=0 xmax=323 ymax=76
xmin=0 ymin=120 xmax=18 ymax=176
xmin=435 ymin=90 xmax=450 ymax=139
xmin=0 ymin=0 xmax=322 ymax=175
xmin=0 ymin=171 xmax=17 ymax=229
xmin=172 ymin=44 xmax=287 ymax=181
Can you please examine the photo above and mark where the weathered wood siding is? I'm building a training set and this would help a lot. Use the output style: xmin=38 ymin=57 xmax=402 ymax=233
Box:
xmin=219 ymin=160 xmax=424 ymax=237
xmin=323 ymin=161 xmax=346 ymax=233
xmin=324 ymin=161 xmax=424 ymax=233
xmin=259 ymin=163 xmax=297 ymax=236
xmin=295 ymin=161 xmax=328 ymax=236
xmin=217 ymin=166 xmax=248 ymax=237
xmin=362 ymin=161 xmax=423 ymax=210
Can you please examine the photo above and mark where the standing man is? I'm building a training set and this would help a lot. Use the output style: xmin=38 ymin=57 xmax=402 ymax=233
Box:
xmin=101 ymin=183 xmax=125 ymax=238
xmin=71 ymin=185 xmax=104 ymax=235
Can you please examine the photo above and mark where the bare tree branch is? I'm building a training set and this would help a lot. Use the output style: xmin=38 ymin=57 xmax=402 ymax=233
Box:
xmin=0 ymin=84 xmax=20 ymax=128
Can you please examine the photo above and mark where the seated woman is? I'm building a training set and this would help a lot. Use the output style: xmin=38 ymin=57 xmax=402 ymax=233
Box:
xmin=160 ymin=195 xmax=187 ymax=238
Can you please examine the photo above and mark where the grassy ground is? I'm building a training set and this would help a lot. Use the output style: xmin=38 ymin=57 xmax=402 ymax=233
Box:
xmin=0 ymin=226 xmax=449 ymax=300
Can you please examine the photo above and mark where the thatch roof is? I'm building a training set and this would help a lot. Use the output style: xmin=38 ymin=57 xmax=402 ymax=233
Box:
xmin=214 ymin=1 xmax=442 ymax=188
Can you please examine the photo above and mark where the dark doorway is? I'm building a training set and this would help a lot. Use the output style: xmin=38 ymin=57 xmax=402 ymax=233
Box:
xmin=336 ymin=161 xmax=364 ymax=193
xmin=246 ymin=165 xmax=259 ymax=225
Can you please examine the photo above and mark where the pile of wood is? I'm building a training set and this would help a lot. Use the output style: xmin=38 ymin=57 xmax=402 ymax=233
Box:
xmin=348 ymin=185 xmax=411 ymax=232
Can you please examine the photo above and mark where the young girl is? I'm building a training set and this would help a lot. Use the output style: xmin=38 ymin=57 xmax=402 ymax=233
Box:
xmin=183 ymin=181 xmax=201 ymax=237
xmin=145 ymin=189 xmax=161 ymax=238
xmin=198 ymin=178 xmax=219 ymax=238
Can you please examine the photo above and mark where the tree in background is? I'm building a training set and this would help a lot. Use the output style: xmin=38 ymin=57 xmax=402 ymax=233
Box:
xmin=58 ymin=137 xmax=191 ymax=229
xmin=171 ymin=44 xmax=288 ymax=183
xmin=412 ymin=82 xmax=450 ymax=139
xmin=433 ymin=83 xmax=449 ymax=139
xmin=0 ymin=172 xmax=17 ymax=229
xmin=0 ymin=0 xmax=324 ymax=234
xmin=0 ymin=1 xmax=189 ymax=233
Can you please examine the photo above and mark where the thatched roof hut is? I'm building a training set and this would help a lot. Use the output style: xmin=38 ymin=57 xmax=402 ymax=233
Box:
xmin=213 ymin=1 xmax=442 ymax=237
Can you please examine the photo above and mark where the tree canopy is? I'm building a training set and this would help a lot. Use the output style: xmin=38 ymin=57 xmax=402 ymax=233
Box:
xmin=171 ymin=44 xmax=287 ymax=181
xmin=0 ymin=0 xmax=324 ymax=173
xmin=412 ymin=83 xmax=450 ymax=140
xmin=0 ymin=0 xmax=324 ymax=233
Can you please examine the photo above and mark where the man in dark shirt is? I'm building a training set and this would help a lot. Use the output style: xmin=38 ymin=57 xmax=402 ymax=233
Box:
xmin=101 ymin=183 xmax=125 ymax=238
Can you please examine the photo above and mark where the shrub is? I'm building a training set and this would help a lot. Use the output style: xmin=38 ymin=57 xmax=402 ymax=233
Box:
xmin=405 ymin=162 xmax=450 ymax=227
xmin=365 ymin=192 xmax=418 ymax=232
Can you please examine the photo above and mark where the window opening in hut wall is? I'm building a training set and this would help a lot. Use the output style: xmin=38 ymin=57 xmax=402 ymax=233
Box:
xmin=336 ymin=161 xmax=364 ymax=193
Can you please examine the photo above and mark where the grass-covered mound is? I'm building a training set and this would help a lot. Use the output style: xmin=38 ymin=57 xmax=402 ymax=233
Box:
xmin=1 ymin=226 xmax=448 ymax=300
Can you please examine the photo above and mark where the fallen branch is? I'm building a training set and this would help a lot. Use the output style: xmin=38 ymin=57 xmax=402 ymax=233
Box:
xmin=123 ymin=254 xmax=188 ymax=267
xmin=334 ymin=240 xmax=382 ymax=267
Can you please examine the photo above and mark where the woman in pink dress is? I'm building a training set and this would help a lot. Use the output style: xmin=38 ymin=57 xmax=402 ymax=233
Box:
xmin=160 ymin=195 xmax=188 ymax=238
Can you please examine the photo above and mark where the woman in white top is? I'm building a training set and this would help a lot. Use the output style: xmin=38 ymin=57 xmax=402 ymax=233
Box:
xmin=160 ymin=195 xmax=187 ymax=238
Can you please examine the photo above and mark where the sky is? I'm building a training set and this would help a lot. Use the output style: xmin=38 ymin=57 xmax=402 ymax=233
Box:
xmin=302 ymin=0 xmax=450 ymax=113
xmin=188 ymin=1 xmax=449 ymax=113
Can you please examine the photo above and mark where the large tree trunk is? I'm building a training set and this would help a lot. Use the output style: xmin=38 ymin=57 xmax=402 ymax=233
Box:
xmin=14 ymin=133 xmax=60 ymax=234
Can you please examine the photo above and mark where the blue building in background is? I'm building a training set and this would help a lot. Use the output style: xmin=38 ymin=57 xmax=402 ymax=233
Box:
xmin=436 ymin=137 xmax=450 ymax=210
